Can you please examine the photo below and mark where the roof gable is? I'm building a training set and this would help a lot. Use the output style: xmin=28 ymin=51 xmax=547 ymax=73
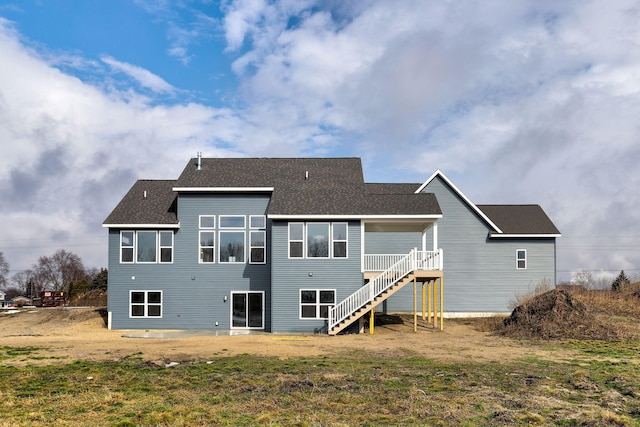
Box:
xmin=416 ymin=170 xmax=503 ymax=233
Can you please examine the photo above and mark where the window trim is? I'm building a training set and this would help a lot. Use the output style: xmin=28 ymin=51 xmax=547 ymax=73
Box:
xmin=249 ymin=230 xmax=266 ymax=264
xmin=516 ymin=249 xmax=527 ymax=270
xmin=299 ymin=289 xmax=336 ymax=320
xmin=129 ymin=290 xmax=163 ymax=318
xmin=288 ymin=222 xmax=349 ymax=259
xmin=199 ymin=230 xmax=216 ymax=264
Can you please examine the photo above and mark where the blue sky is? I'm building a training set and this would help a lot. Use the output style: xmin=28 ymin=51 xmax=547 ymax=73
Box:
xmin=1 ymin=0 xmax=639 ymax=285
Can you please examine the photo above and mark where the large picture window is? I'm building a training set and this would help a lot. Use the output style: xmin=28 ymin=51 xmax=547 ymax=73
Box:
xmin=220 ymin=231 xmax=245 ymax=263
xmin=120 ymin=231 xmax=173 ymax=264
xmin=307 ymin=223 xmax=329 ymax=258
xmin=300 ymin=289 xmax=335 ymax=319
xmin=130 ymin=291 xmax=162 ymax=318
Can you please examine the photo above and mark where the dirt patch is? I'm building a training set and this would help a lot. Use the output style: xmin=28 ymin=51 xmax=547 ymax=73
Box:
xmin=497 ymin=289 xmax=622 ymax=340
xmin=69 ymin=289 xmax=108 ymax=307
xmin=0 ymin=307 xmax=574 ymax=367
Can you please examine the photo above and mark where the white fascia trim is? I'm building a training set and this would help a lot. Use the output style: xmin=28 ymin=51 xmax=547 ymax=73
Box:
xmin=102 ymin=223 xmax=181 ymax=229
xmin=268 ymin=214 xmax=442 ymax=220
xmin=172 ymin=187 xmax=274 ymax=192
xmin=490 ymin=233 xmax=561 ymax=238
xmin=415 ymin=169 xmax=503 ymax=234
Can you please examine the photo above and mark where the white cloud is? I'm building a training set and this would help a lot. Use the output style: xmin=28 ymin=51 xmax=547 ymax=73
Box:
xmin=101 ymin=55 xmax=176 ymax=94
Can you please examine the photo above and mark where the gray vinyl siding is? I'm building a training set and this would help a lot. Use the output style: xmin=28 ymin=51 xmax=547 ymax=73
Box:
xmin=107 ymin=193 xmax=271 ymax=330
xmin=365 ymin=232 xmax=422 ymax=254
xmin=383 ymin=175 xmax=556 ymax=313
xmin=270 ymin=220 xmax=362 ymax=332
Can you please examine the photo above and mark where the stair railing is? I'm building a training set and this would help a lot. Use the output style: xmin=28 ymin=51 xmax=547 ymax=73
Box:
xmin=328 ymin=249 xmax=418 ymax=332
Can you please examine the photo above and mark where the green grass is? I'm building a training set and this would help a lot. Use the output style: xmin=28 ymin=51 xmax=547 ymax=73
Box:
xmin=1 ymin=345 xmax=639 ymax=426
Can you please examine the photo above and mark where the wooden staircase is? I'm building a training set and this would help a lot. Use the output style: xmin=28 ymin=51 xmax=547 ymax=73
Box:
xmin=328 ymin=249 xmax=442 ymax=335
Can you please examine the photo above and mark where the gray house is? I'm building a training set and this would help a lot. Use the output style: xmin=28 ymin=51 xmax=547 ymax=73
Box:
xmin=103 ymin=156 xmax=560 ymax=333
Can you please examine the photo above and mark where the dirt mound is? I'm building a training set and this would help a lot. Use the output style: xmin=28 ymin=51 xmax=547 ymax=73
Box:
xmin=497 ymin=289 xmax=620 ymax=340
xmin=70 ymin=289 xmax=107 ymax=307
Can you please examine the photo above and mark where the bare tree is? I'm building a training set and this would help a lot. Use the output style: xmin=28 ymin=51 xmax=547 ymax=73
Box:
xmin=35 ymin=249 xmax=87 ymax=293
xmin=0 ymin=252 xmax=9 ymax=288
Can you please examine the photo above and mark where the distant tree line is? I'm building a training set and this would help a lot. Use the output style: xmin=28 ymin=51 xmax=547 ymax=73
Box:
xmin=0 ymin=250 xmax=107 ymax=300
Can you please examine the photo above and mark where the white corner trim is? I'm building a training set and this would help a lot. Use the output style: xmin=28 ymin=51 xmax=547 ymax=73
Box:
xmin=415 ymin=170 xmax=503 ymax=234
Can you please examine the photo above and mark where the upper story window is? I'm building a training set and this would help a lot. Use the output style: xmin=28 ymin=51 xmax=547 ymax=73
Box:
xmin=200 ymin=231 xmax=215 ymax=263
xmin=289 ymin=223 xmax=304 ymax=258
xmin=250 ymin=215 xmax=266 ymax=229
xmin=516 ymin=249 xmax=527 ymax=269
xmin=332 ymin=223 xmax=348 ymax=258
xmin=199 ymin=215 xmax=215 ymax=229
xmin=307 ymin=223 xmax=329 ymax=258
xmin=120 ymin=231 xmax=173 ymax=264
xmin=288 ymin=222 xmax=348 ymax=259
xmin=220 ymin=215 xmax=245 ymax=228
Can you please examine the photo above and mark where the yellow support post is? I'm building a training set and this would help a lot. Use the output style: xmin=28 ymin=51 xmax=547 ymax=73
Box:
xmin=433 ymin=279 xmax=438 ymax=329
xmin=440 ymin=276 xmax=444 ymax=331
xmin=427 ymin=280 xmax=432 ymax=323
xmin=369 ymin=308 xmax=375 ymax=335
xmin=413 ymin=276 xmax=417 ymax=333
xmin=421 ymin=281 xmax=426 ymax=320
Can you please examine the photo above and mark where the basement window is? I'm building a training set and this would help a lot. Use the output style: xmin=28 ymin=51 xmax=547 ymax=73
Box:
xmin=300 ymin=289 xmax=335 ymax=319
xmin=130 ymin=291 xmax=162 ymax=318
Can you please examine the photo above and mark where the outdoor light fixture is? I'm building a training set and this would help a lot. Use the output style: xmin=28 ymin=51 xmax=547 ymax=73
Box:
xmin=224 ymin=295 xmax=228 ymax=302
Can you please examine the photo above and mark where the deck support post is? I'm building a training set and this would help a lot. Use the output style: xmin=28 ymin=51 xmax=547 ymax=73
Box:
xmin=427 ymin=280 xmax=432 ymax=323
xmin=440 ymin=276 xmax=444 ymax=331
xmin=413 ymin=276 xmax=417 ymax=333
xmin=369 ymin=308 xmax=375 ymax=335
xmin=433 ymin=279 xmax=438 ymax=329
xmin=421 ymin=281 xmax=426 ymax=320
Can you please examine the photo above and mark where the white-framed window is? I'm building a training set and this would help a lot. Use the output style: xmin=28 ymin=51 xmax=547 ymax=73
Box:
xmin=250 ymin=215 xmax=266 ymax=229
xmin=307 ymin=223 xmax=330 ymax=258
xmin=159 ymin=231 xmax=173 ymax=263
xmin=250 ymin=230 xmax=266 ymax=264
xmin=136 ymin=231 xmax=157 ymax=263
xmin=220 ymin=215 xmax=245 ymax=229
xmin=199 ymin=231 xmax=215 ymax=263
xmin=130 ymin=290 xmax=162 ymax=318
xmin=289 ymin=223 xmax=304 ymax=258
xmin=199 ymin=215 xmax=216 ymax=229
xmin=516 ymin=249 xmax=527 ymax=270
xmin=219 ymin=231 xmax=245 ymax=263
xmin=120 ymin=231 xmax=173 ymax=264
xmin=332 ymin=223 xmax=348 ymax=258
xmin=288 ymin=222 xmax=348 ymax=259
xmin=120 ymin=231 xmax=135 ymax=263
xmin=300 ymin=289 xmax=336 ymax=319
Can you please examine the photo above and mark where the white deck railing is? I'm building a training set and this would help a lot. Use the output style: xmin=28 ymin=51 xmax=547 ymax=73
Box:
xmin=329 ymin=249 xmax=443 ymax=332
xmin=364 ymin=249 xmax=443 ymax=272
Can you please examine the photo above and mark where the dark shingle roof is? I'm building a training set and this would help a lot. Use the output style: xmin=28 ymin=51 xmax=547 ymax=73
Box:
xmin=103 ymin=180 xmax=178 ymax=225
xmin=102 ymin=158 xmax=442 ymax=225
xmin=175 ymin=158 xmax=440 ymax=217
xmin=477 ymin=205 xmax=560 ymax=235
xmin=365 ymin=183 xmax=421 ymax=194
